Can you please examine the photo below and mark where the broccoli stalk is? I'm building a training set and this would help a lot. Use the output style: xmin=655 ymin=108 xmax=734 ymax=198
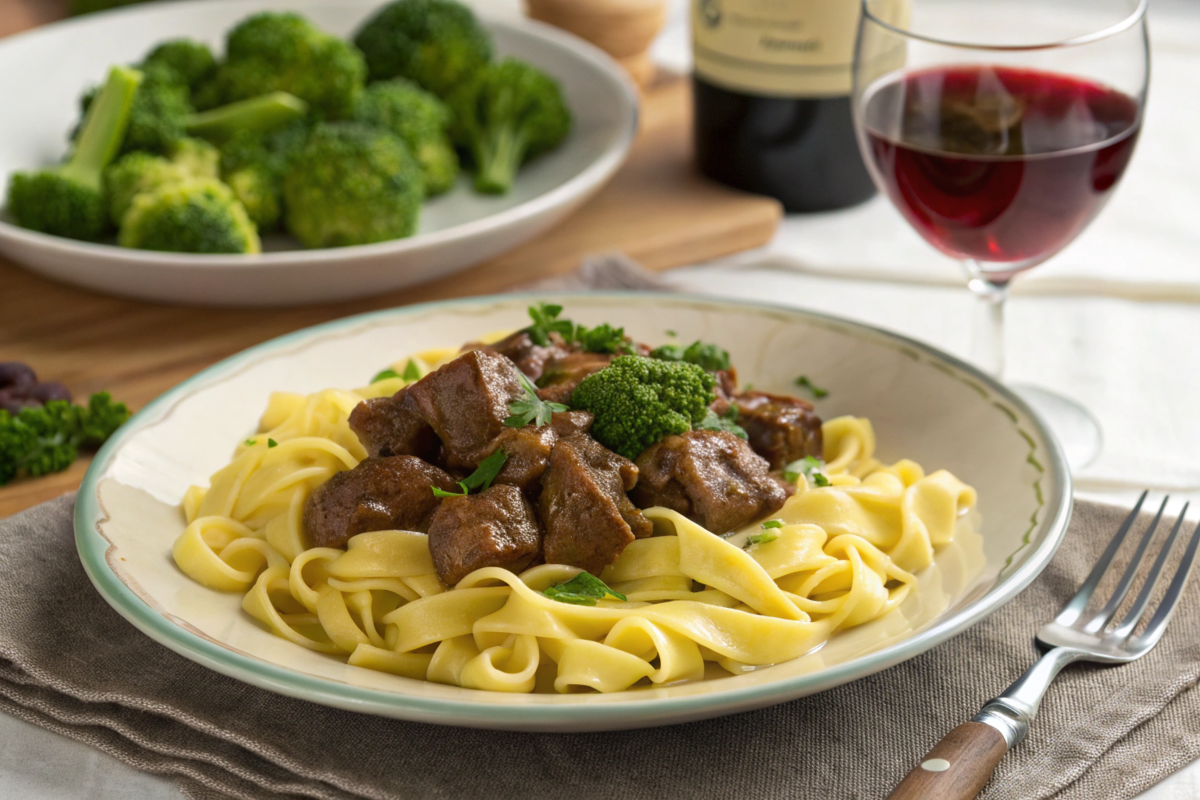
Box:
xmin=448 ymin=59 xmax=572 ymax=195
xmin=7 ymin=66 xmax=142 ymax=240
xmin=185 ymin=92 xmax=310 ymax=143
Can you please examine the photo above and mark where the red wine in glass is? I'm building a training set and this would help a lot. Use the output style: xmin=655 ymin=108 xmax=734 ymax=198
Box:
xmin=862 ymin=66 xmax=1141 ymax=272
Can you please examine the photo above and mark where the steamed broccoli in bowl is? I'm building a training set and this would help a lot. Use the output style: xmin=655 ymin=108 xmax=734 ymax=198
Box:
xmin=7 ymin=0 xmax=576 ymax=253
xmin=448 ymin=58 xmax=572 ymax=195
xmin=7 ymin=66 xmax=142 ymax=241
xmin=354 ymin=0 xmax=493 ymax=96
xmin=120 ymin=178 xmax=260 ymax=254
xmin=211 ymin=12 xmax=366 ymax=120
xmin=283 ymin=122 xmax=424 ymax=248
xmin=352 ymin=79 xmax=459 ymax=196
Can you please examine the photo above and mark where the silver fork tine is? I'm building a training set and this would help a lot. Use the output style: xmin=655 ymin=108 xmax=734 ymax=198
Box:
xmin=1111 ymin=503 xmax=1189 ymax=640
xmin=1133 ymin=516 xmax=1200 ymax=651
xmin=1082 ymin=495 xmax=1170 ymax=633
xmin=1056 ymin=490 xmax=1148 ymax=626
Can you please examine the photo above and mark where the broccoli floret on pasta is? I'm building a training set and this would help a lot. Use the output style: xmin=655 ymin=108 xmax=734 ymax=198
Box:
xmin=569 ymin=355 xmax=716 ymax=460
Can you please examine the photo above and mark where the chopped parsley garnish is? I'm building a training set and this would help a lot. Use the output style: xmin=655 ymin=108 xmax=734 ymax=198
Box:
xmin=402 ymin=359 xmax=422 ymax=380
xmin=431 ymin=449 xmax=510 ymax=498
xmin=244 ymin=438 xmax=257 ymax=447
xmin=695 ymin=405 xmax=747 ymax=439
xmin=651 ymin=340 xmax=731 ymax=373
xmin=371 ymin=368 xmax=401 ymax=383
xmin=761 ymin=519 xmax=783 ymax=529
xmin=524 ymin=303 xmax=575 ymax=347
xmin=665 ymin=329 xmax=677 ymax=337
xmin=542 ymin=572 xmax=627 ymax=606
xmin=795 ymin=375 xmax=829 ymax=399
xmin=268 ymin=438 xmax=278 ymax=448
xmin=744 ymin=531 xmax=779 ymax=549
xmin=784 ymin=455 xmax=829 ymax=486
xmin=505 ymin=372 xmax=568 ymax=428
xmin=574 ymin=323 xmax=630 ymax=355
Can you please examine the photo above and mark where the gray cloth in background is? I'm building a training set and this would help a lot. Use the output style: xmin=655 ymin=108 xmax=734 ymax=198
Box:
xmin=0 ymin=496 xmax=1197 ymax=800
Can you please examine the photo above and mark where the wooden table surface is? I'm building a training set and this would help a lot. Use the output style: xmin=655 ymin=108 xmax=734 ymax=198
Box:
xmin=0 ymin=1 xmax=781 ymax=518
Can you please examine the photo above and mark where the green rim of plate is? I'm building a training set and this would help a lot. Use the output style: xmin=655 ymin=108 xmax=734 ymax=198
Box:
xmin=74 ymin=291 xmax=1073 ymax=728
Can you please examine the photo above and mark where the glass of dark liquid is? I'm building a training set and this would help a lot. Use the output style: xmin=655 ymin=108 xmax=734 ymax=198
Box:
xmin=852 ymin=0 xmax=1148 ymax=468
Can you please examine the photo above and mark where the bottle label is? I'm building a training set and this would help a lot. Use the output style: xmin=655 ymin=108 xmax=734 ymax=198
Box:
xmin=693 ymin=0 xmax=903 ymax=97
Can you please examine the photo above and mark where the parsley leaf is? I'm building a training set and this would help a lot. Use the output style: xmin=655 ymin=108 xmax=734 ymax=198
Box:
xmin=813 ymin=472 xmax=830 ymax=487
xmin=665 ymin=329 xmax=677 ymax=337
xmin=795 ymin=375 xmax=829 ymax=399
xmin=744 ymin=531 xmax=779 ymax=549
xmin=651 ymin=340 xmax=731 ymax=372
xmin=524 ymin=303 xmax=575 ymax=347
xmin=402 ymin=359 xmax=422 ymax=381
xmin=431 ymin=449 xmax=510 ymax=498
xmin=695 ymin=406 xmax=747 ymax=439
xmin=268 ymin=438 xmax=278 ymax=448
xmin=505 ymin=372 xmax=568 ymax=428
xmin=761 ymin=519 xmax=783 ymax=529
xmin=784 ymin=455 xmax=820 ymax=483
xmin=371 ymin=368 xmax=401 ymax=383
xmin=575 ymin=323 xmax=629 ymax=355
xmin=542 ymin=572 xmax=627 ymax=606
xmin=244 ymin=438 xmax=257 ymax=447
xmin=0 ymin=393 xmax=130 ymax=486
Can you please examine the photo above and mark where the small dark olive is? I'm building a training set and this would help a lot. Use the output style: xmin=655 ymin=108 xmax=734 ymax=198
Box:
xmin=27 ymin=382 xmax=73 ymax=404
xmin=0 ymin=362 xmax=36 ymax=391
xmin=0 ymin=389 xmax=38 ymax=416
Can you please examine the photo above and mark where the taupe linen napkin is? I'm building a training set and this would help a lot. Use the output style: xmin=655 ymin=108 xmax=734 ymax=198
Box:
xmin=0 ymin=496 xmax=1198 ymax=800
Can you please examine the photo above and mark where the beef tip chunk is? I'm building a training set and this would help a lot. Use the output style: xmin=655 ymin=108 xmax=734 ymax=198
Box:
xmin=403 ymin=350 xmax=524 ymax=470
xmin=304 ymin=456 xmax=458 ymax=549
xmin=710 ymin=368 xmax=740 ymax=416
xmin=427 ymin=484 xmax=543 ymax=586
xmin=632 ymin=430 xmax=788 ymax=534
xmin=535 ymin=351 xmax=615 ymax=405
xmin=734 ymin=391 xmax=823 ymax=470
xmin=539 ymin=433 xmax=653 ymax=574
xmin=348 ymin=387 xmax=438 ymax=460
xmin=480 ymin=424 xmax=558 ymax=493
xmin=550 ymin=409 xmax=593 ymax=438
xmin=460 ymin=330 xmax=571 ymax=382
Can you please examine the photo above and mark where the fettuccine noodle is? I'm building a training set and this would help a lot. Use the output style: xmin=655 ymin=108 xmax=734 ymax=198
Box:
xmin=173 ymin=359 xmax=978 ymax=694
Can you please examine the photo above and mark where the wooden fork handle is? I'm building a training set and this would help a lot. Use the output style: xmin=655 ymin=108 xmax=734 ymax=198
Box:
xmin=886 ymin=722 xmax=1008 ymax=800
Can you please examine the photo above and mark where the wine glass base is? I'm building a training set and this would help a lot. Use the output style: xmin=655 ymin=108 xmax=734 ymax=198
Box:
xmin=1011 ymin=384 xmax=1103 ymax=471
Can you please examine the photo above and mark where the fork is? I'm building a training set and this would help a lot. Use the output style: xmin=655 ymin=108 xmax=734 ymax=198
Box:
xmin=887 ymin=492 xmax=1200 ymax=800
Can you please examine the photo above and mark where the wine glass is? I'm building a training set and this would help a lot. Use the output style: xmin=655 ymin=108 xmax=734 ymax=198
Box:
xmin=852 ymin=0 xmax=1148 ymax=468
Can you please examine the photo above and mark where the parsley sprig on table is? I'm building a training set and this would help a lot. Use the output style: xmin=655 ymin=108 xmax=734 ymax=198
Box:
xmin=0 ymin=393 xmax=130 ymax=486
xmin=542 ymin=572 xmax=627 ymax=606
xmin=505 ymin=372 xmax=567 ymax=428
xmin=430 ymin=449 xmax=509 ymax=498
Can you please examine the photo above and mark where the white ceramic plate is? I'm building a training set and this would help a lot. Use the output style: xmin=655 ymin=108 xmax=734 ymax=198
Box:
xmin=0 ymin=0 xmax=637 ymax=306
xmin=75 ymin=293 xmax=1071 ymax=731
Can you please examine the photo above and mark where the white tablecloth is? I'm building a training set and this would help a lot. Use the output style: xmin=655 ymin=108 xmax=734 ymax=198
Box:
xmin=3 ymin=0 xmax=1198 ymax=797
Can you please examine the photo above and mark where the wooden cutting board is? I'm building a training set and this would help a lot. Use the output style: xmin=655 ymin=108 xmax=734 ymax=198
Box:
xmin=0 ymin=1 xmax=781 ymax=518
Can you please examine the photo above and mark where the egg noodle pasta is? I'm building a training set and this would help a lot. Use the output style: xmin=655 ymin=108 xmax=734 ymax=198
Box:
xmin=173 ymin=354 xmax=979 ymax=694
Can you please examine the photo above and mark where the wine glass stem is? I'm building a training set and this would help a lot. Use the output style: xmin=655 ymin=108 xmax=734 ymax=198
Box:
xmin=967 ymin=267 xmax=1010 ymax=380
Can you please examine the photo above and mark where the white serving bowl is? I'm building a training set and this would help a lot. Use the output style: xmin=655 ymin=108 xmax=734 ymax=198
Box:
xmin=0 ymin=0 xmax=638 ymax=306
xmin=75 ymin=293 xmax=1071 ymax=731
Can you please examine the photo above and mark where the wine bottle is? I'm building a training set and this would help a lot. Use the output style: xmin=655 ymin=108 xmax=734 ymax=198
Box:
xmin=691 ymin=0 xmax=887 ymax=212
